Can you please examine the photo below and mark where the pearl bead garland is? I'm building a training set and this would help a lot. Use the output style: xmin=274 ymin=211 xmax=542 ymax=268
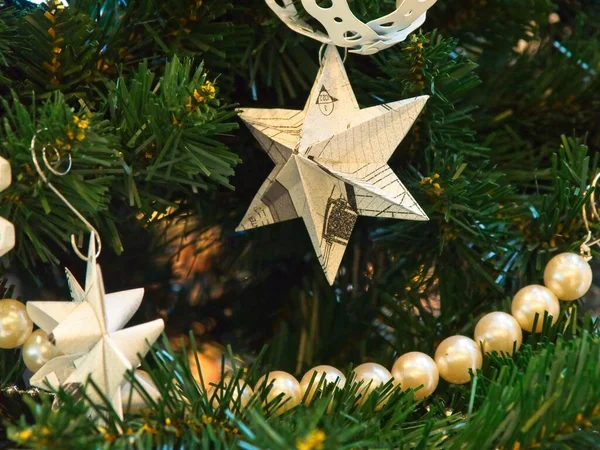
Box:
xmin=1 ymin=251 xmax=592 ymax=413
xmin=237 ymin=251 xmax=591 ymax=410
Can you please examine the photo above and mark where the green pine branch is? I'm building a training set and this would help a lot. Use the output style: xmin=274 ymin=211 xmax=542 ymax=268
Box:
xmin=0 ymin=55 xmax=239 ymax=270
xmin=106 ymin=56 xmax=240 ymax=215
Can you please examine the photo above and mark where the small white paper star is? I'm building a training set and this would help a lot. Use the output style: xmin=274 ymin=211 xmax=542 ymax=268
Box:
xmin=237 ymin=45 xmax=429 ymax=284
xmin=27 ymin=238 xmax=164 ymax=418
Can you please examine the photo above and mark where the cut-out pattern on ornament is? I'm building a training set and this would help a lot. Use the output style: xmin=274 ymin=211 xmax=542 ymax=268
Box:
xmin=265 ymin=0 xmax=437 ymax=55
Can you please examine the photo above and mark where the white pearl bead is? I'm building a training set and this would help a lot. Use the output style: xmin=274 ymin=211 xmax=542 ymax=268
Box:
xmin=544 ymin=252 xmax=593 ymax=301
xmin=352 ymin=363 xmax=392 ymax=406
xmin=511 ymin=284 xmax=560 ymax=333
xmin=0 ymin=299 xmax=33 ymax=349
xmin=474 ymin=312 xmax=522 ymax=355
xmin=434 ymin=336 xmax=482 ymax=385
xmin=209 ymin=377 xmax=254 ymax=410
xmin=255 ymin=371 xmax=301 ymax=414
xmin=22 ymin=329 xmax=62 ymax=372
xmin=391 ymin=352 xmax=438 ymax=400
xmin=300 ymin=365 xmax=346 ymax=406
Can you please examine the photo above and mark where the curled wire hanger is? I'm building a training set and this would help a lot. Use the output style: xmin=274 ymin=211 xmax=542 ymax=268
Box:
xmin=31 ymin=129 xmax=101 ymax=261
xmin=318 ymin=43 xmax=348 ymax=65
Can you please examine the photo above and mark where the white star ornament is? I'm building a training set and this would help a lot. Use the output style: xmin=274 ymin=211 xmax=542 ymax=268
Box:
xmin=26 ymin=239 xmax=164 ymax=418
xmin=236 ymin=45 xmax=429 ymax=284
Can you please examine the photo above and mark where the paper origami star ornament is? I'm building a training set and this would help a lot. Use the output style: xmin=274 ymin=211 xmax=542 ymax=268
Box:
xmin=237 ymin=45 xmax=429 ymax=284
xmin=27 ymin=239 xmax=164 ymax=419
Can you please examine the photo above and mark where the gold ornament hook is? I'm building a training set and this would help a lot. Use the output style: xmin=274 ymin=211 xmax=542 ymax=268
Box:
xmin=31 ymin=129 xmax=101 ymax=262
xmin=580 ymin=172 xmax=600 ymax=261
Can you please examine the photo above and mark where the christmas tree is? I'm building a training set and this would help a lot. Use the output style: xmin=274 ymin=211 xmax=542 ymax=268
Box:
xmin=0 ymin=0 xmax=599 ymax=448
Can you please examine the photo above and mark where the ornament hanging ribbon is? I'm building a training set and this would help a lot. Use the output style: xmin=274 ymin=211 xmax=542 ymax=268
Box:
xmin=266 ymin=0 xmax=438 ymax=55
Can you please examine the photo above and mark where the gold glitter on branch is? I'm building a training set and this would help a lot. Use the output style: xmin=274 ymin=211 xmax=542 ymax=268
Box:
xmin=296 ymin=429 xmax=326 ymax=450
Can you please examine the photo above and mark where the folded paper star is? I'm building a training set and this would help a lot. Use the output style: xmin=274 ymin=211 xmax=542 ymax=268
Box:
xmin=237 ymin=45 xmax=429 ymax=284
xmin=27 ymin=239 xmax=164 ymax=419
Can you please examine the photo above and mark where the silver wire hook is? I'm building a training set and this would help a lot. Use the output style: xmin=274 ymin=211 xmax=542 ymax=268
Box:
xmin=318 ymin=43 xmax=327 ymax=65
xmin=31 ymin=129 xmax=101 ymax=261
xmin=42 ymin=145 xmax=72 ymax=177
xmin=318 ymin=44 xmax=348 ymax=66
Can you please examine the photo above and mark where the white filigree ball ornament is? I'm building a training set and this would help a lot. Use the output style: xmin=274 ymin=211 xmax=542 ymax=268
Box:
xmin=266 ymin=0 xmax=437 ymax=55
